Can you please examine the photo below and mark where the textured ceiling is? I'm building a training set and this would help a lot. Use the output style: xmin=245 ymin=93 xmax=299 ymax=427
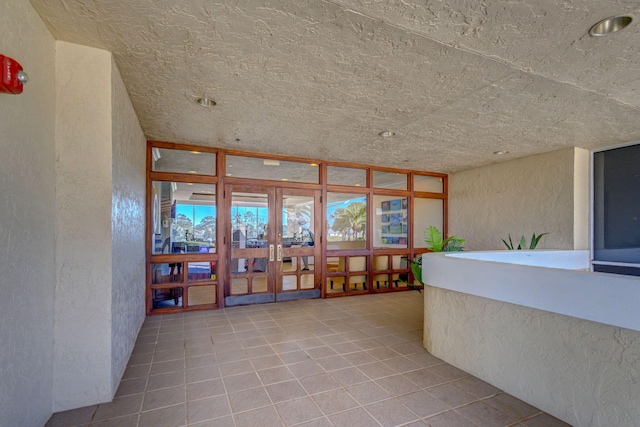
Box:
xmin=30 ymin=0 xmax=640 ymax=173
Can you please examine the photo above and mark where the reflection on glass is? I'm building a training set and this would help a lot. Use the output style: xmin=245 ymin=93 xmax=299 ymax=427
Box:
xmin=282 ymin=195 xmax=314 ymax=245
xmin=300 ymin=274 xmax=314 ymax=289
xmin=373 ymin=273 xmax=389 ymax=289
xmin=187 ymin=261 xmax=217 ymax=282
xmin=150 ymin=262 xmax=183 ymax=309
xmin=251 ymin=258 xmax=268 ymax=273
xmin=252 ymin=277 xmax=268 ymax=293
xmin=226 ymin=155 xmax=319 ymax=183
xmin=373 ymin=195 xmax=408 ymax=249
xmin=326 ymin=193 xmax=367 ymax=246
xmin=282 ymin=275 xmax=297 ymax=291
xmin=151 ymin=181 xmax=216 ymax=255
xmin=373 ymin=171 xmax=407 ymax=190
xmin=151 ymin=263 xmax=183 ymax=284
xmin=327 ymin=166 xmax=367 ymax=187
xmin=152 ymin=148 xmax=216 ymax=175
xmin=231 ymin=277 xmax=248 ymax=295
xmin=231 ymin=192 xmax=268 ymax=247
xmin=188 ymin=285 xmax=216 ymax=306
xmin=327 ymin=277 xmax=346 ymax=294
xmin=413 ymin=198 xmax=444 ymax=248
xmin=414 ymin=175 xmax=444 ymax=193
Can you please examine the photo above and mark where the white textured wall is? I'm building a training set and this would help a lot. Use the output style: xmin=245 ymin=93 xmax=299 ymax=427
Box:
xmin=449 ymin=148 xmax=584 ymax=250
xmin=54 ymin=42 xmax=114 ymax=410
xmin=0 ymin=1 xmax=56 ymax=425
xmin=110 ymin=58 xmax=146 ymax=394
xmin=424 ymin=286 xmax=640 ymax=427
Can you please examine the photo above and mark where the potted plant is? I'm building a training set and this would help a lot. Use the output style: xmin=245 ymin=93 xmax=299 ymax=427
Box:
xmin=502 ymin=232 xmax=547 ymax=250
xmin=407 ymin=226 xmax=465 ymax=292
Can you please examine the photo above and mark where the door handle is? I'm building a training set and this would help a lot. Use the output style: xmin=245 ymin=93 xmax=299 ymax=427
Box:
xmin=269 ymin=244 xmax=274 ymax=262
xmin=277 ymin=244 xmax=282 ymax=261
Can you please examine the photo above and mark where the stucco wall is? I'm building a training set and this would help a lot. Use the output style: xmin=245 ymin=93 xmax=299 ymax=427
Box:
xmin=0 ymin=1 xmax=56 ymax=426
xmin=449 ymin=148 xmax=589 ymax=250
xmin=54 ymin=41 xmax=114 ymax=410
xmin=424 ymin=286 xmax=640 ymax=427
xmin=110 ymin=58 xmax=146 ymax=394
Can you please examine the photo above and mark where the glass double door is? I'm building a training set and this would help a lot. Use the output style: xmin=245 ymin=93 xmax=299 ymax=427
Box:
xmin=225 ymin=184 xmax=321 ymax=306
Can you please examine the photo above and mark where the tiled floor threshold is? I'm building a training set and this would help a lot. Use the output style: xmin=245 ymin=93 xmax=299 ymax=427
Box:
xmin=47 ymin=292 xmax=571 ymax=427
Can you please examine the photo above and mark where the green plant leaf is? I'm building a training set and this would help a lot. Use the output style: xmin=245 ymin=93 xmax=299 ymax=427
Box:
xmin=518 ymin=235 xmax=526 ymax=250
xmin=424 ymin=226 xmax=444 ymax=252
xmin=502 ymin=238 xmax=512 ymax=250
xmin=529 ymin=232 xmax=548 ymax=249
xmin=410 ymin=258 xmax=424 ymax=286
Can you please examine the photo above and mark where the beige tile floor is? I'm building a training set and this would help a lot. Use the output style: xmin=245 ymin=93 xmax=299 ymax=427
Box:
xmin=46 ymin=292 xmax=572 ymax=427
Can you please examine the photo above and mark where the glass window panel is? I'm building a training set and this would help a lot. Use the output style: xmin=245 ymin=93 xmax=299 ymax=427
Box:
xmin=413 ymin=198 xmax=444 ymax=248
xmin=187 ymin=261 xmax=217 ymax=282
xmin=226 ymin=155 xmax=319 ymax=183
xmin=374 ymin=255 xmax=390 ymax=271
xmin=373 ymin=171 xmax=407 ymax=190
xmin=394 ymin=273 xmax=409 ymax=288
xmin=152 ymin=147 xmax=216 ymax=175
xmin=326 ymin=193 xmax=367 ymax=248
xmin=283 ymin=257 xmax=297 ymax=272
xmin=327 ymin=166 xmax=367 ymax=187
xmin=373 ymin=273 xmax=390 ymax=289
xmin=152 ymin=181 xmax=216 ymax=255
xmin=151 ymin=263 xmax=183 ymax=284
xmin=231 ymin=257 xmax=248 ymax=274
xmin=251 ymin=257 xmax=268 ymax=273
xmin=374 ymin=195 xmax=408 ymax=249
xmin=348 ymin=274 xmax=368 ymax=291
xmin=188 ymin=285 xmax=216 ymax=306
xmin=349 ymin=256 xmax=367 ymax=272
xmin=300 ymin=274 xmax=314 ymax=289
xmin=252 ymin=276 xmax=268 ymax=293
xmin=414 ymin=175 xmax=444 ymax=193
xmin=231 ymin=277 xmax=248 ymax=295
xmin=231 ymin=192 xmax=268 ymax=245
xmin=326 ymin=256 xmax=345 ymax=273
xmin=392 ymin=256 xmax=408 ymax=270
xmin=152 ymin=287 xmax=182 ymax=309
xmin=282 ymin=275 xmax=297 ymax=291
xmin=327 ymin=277 xmax=346 ymax=294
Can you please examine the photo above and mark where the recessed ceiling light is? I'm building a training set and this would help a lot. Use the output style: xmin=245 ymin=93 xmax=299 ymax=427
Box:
xmin=191 ymin=151 xmax=201 ymax=155
xmin=310 ymin=163 xmax=318 ymax=167
xmin=589 ymin=15 xmax=633 ymax=36
xmin=196 ymin=97 xmax=216 ymax=107
xmin=281 ymin=178 xmax=288 ymax=181
xmin=226 ymin=173 xmax=232 ymax=176
xmin=187 ymin=183 xmax=194 ymax=186
xmin=189 ymin=170 xmax=197 ymax=174
xmin=493 ymin=150 xmax=509 ymax=155
xmin=355 ymin=184 xmax=361 ymax=187
xmin=379 ymin=130 xmax=396 ymax=138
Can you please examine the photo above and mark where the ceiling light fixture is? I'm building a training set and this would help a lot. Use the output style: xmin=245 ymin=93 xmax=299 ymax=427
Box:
xmin=281 ymin=178 xmax=288 ymax=181
xmin=196 ymin=97 xmax=216 ymax=107
xmin=589 ymin=15 xmax=633 ymax=36
xmin=493 ymin=150 xmax=509 ymax=155
xmin=189 ymin=170 xmax=197 ymax=174
xmin=263 ymin=159 xmax=280 ymax=166
xmin=187 ymin=183 xmax=194 ymax=186
xmin=310 ymin=163 xmax=318 ymax=167
xmin=379 ymin=130 xmax=396 ymax=138
xmin=191 ymin=151 xmax=201 ymax=155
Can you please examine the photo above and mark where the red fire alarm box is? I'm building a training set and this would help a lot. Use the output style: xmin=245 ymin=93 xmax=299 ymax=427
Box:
xmin=0 ymin=55 xmax=28 ymax=94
